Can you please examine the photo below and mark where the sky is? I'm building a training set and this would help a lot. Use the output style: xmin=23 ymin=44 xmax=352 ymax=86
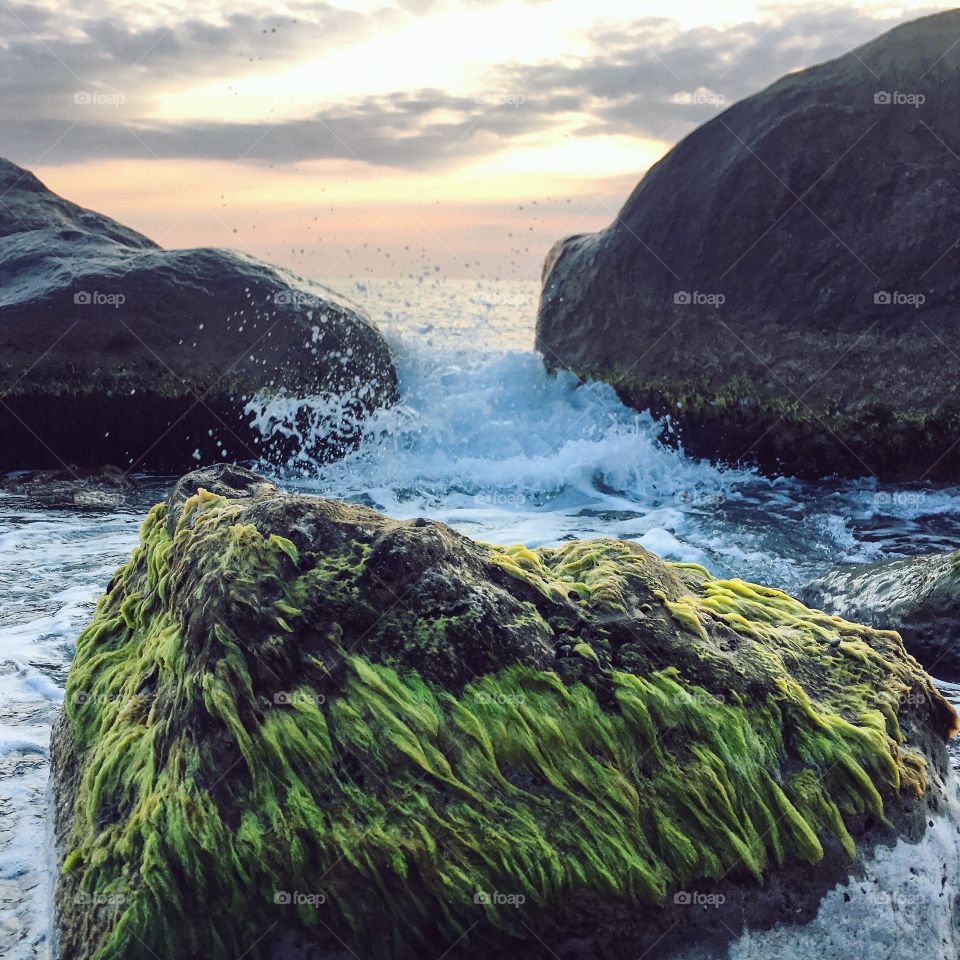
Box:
xmin=0 ymin=0 xmax=943 ymax=279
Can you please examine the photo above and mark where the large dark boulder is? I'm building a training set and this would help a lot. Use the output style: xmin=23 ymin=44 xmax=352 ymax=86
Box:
xmin=803 ymin=550 xmax=960 ymax=681
xmin=51 ymin=465 xmax=960 ymax=960
xmin=537 ymin=11 xmax=960 ymax=481
xmin=0 ymin=160 xmax=397 ymax=471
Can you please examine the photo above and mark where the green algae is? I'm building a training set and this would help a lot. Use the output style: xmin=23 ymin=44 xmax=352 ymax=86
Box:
xmin=58 ymin=486 xmax=957 ymax=960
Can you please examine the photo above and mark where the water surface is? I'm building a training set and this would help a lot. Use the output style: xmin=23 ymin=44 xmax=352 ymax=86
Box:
xmin=4 ymin=276 xmax=960 ymax=957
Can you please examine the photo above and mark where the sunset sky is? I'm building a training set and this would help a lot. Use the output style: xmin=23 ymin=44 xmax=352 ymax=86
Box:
xmin=0 ymin=0 xmax=941 ymax=278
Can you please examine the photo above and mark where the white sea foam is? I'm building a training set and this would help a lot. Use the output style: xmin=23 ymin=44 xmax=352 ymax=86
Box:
xmin=0 ymin=508 xmax=142 ymax=960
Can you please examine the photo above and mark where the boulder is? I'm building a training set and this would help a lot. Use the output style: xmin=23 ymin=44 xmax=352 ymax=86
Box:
xmin=52 ymin=465 xmax=960 ymax=959
xmin=802 ymin=551 xmax=960 ymax=682
xmin=0 ymin=160 xmax=397 ymax=472
xmin=0 ymin=465 xmax=140 ymax=511
xmin=536 ymin=11 xmax=960 ymax=481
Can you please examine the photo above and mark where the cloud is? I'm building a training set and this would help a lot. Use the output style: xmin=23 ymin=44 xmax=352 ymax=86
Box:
xmin=2 ymin=92 xmax=556 ymax=169
xmin=503 ymin=6 xmax=927 ymax=141
xmin=0 ymin=2 xmax=931 ymax=171
xmin=0 ymin=2 xmax=386 ymax=115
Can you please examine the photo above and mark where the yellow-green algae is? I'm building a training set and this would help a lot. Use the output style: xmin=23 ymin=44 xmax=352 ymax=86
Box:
xmin=57 ymin=488 xmax=957 ymax=960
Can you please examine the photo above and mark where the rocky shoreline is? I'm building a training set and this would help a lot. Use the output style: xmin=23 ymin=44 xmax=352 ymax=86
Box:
xmin=1 ymin=9 xmax=958 ymax=960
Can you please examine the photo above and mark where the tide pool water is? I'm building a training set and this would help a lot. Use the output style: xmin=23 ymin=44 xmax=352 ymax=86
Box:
xmin=3 ymin=275 xmax=960 ymax=958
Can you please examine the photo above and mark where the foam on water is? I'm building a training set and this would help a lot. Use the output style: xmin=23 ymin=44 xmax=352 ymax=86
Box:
xmin=5 ymin=275 xmax=960 ymax=958
xmin=0 ymin=502 xmax=144 ymax=960
xmin=248 ymin=277 xmax=960 ymax=589
xmin=287 ymin=344 xmax=744 ymax=544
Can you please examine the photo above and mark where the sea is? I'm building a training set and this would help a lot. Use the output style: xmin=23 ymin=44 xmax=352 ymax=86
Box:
xmin=4 ymin=275 xmax=960 ymax=958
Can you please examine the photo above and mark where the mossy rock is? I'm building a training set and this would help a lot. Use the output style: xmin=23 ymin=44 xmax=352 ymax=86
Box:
xmin=52 ymin=466 xmax=959 ymax=960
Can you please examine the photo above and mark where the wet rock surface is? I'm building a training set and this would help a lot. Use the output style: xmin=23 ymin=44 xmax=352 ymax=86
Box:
xmin=0 ymin=466 xmax=140 ymax=511
xmin=802 ymin=551 xmax=960 ymax=683
xmin=0 ymin=159 xmax=398 ymax=472
xmin=536 ymin=11 xmax=960 ymax=481
xmin=50 ymin=465 xmax=960 ymax=959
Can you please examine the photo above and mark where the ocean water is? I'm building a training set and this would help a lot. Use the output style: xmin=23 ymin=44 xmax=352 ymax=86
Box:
xmin=4 ymin=275 xmax=960 ymax=958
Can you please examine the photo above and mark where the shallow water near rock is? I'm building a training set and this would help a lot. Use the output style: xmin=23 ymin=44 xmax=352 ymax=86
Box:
xmin=4 ymin=276 xmax=960 ymax=959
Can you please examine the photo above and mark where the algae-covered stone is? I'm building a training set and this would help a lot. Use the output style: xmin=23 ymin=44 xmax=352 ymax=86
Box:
xmin=52 ymin=466 xmax=959 ymax=959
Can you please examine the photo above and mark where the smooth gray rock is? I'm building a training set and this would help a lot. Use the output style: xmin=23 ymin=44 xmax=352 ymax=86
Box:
xmin=536 ymin=11 xmax=960 ymax=481
xmin=0 ymin=159 xmax=398 ymax=472
xmin=802 ymin=550 xmax=960 ymax=681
